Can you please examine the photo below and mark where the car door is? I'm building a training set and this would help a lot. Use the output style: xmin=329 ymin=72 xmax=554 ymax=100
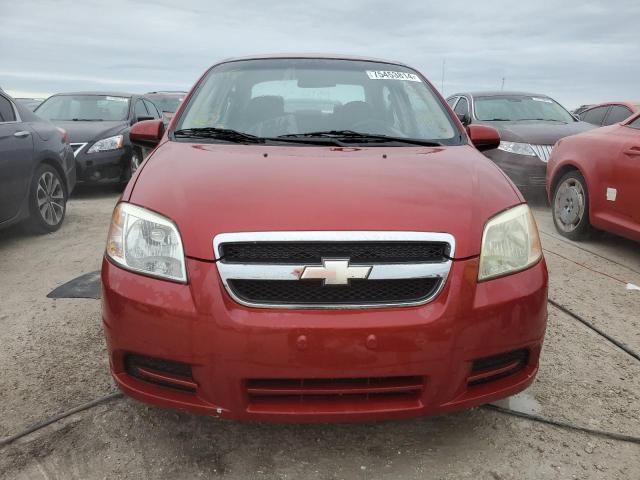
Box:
xmin=0 ymin=94 xmax=34 ymax=223
xmin=610 ymin=116 xmax=640 ymax=224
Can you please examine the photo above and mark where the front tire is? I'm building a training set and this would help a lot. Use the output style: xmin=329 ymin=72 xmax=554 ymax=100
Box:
xmin=120 ymin=147 xmax=143 ymax=187
xmin=552 ymin=170 xmax=593 ymax=240
xmin=27 ymin=164 xmax=67 ymax=233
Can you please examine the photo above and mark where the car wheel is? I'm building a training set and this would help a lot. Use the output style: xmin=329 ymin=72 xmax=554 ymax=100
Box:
xmin=27 ymin=164 xmax=67 ymax=233
xmin=552 ymin=170 xmax=593 ymax=240
xmin=120 ymin=147 xmax=143 ymax=187
xmin=130 ymin=148 xmax=143 ymax=175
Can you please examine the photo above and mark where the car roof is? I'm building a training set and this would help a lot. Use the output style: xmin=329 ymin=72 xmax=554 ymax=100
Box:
xmin=582 ymin=101 xmax=640 ymax=110
xmin=448 ymin=91 xmax=551 ymax=98
xmin=215 ymin=53 xmax=409 ymax=68
xmin=50 ymin=91 xmax=137 ymax=98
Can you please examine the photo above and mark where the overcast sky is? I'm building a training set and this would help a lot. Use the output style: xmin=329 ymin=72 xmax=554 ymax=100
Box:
xmin=1 ymin=0 xmax=637 ymax=108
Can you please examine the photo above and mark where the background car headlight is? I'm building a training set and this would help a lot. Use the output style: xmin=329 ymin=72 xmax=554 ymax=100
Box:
xmin=497 ymin=141 xmax=536 ymax=156
xmin=87 ymin=134 xmax=124 ymax=153
xmin=478 ymin=204 xmax=542 ymax=281
xmin=106 ymin=203 xmax=186 ymax=282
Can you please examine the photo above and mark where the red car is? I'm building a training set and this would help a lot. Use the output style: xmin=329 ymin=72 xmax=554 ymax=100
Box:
xmin=579 ymin=101 xmax=640 ymax=127
xmin=102 ymin=55 xmax=548 ymax=422
xmin=547 ymin=113 xmax=640 ymax=242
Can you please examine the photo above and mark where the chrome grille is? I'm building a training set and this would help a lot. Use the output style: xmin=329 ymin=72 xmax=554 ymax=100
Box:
xmin=213 ymin=231 xmax=454 ymax=309
xmin=530 ymin=144 xmax=553 ymax=163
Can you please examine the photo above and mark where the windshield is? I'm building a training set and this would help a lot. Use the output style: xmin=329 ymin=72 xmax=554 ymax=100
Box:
xmin=474 ymin=95 xmax=575 ymax=123
xmin=36 ymin=95 xmax=130 ymax=121
xmin=147 ymin=95 xmax=184 ymax=113
xmin=175 ymin=58 xmax=459 ymax=144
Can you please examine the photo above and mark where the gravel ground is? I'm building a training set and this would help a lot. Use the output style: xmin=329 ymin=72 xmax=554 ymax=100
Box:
xmin=0 ymin=189 xmax=638 ymax=479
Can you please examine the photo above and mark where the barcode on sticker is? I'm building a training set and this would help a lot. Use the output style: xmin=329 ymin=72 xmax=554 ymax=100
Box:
xmin=366 ymin=71 xmax=422 ymax=82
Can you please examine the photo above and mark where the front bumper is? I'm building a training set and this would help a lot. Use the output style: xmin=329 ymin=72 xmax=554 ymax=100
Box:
xmin=483 ymin=149 xmax=548 ymax=189
xmin=102 ymin=255 xmax=548 ymax=423
xmin=75 ymin=145 xmax=132 ymax=182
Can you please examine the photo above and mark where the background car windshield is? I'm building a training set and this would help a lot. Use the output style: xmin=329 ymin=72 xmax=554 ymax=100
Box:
xmin=176 ymin=59 xmax=458 ymax=142
xmin=36 ymin=95 xmax=130 ymax=121
xmin=147 ymin=96 xmax=183 ymax=113
xmin=475 ymin=95 xmax=575 ymax=122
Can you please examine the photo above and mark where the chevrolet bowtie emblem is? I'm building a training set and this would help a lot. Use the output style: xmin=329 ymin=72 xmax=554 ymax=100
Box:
xmin=300 ymin=259 xmax=372 ymax=286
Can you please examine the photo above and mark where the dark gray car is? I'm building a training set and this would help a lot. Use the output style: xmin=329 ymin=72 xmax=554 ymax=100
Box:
xmin=446 ymin=91 xmax=594 ymax=191
xmin=35 ymin=92 xmax=161 ymax=185
xmin=0 ymin=90 xmax=76 ymax=233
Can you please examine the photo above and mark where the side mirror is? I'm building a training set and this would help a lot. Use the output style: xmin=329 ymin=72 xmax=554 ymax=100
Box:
xmin=467 ymin=124 xmax=500 ymax=151
xmin=456 ymin=112 xmax=471 ymax=126
xmin=134 ymin=115 xmax=154 ymax=124
xmin=130 ymin=119 xmax=164 ymax=148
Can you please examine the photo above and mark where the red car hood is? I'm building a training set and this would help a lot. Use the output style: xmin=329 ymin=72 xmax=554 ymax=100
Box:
xmin=129 ymin=142 xmax=522 ymax=260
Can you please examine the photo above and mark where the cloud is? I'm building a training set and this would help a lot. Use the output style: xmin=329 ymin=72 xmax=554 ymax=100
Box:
xmin=0 ymin=0 xmax=637 ymax=107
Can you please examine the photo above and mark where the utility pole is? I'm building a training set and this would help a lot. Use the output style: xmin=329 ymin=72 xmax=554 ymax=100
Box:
xmin=501 ymin=77 xmax=505 ymax=91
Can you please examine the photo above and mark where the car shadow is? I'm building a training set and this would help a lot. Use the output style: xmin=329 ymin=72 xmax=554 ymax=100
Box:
xmin=71 ymin=183 xmax=123 ymax=199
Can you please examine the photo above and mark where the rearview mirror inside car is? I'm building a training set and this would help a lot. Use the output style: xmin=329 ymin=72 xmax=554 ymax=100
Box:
xmin=130 ymin=119 xmax=164 ymax=148
xmin=467 ymin=124 xmax=500 ymax=151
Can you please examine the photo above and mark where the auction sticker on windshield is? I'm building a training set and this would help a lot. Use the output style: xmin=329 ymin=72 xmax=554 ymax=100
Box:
xmin=366 ymin=71 xmax=422 ymax=82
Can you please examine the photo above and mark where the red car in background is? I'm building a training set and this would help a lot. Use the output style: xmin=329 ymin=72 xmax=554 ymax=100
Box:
xmin=547 ymin=113 xmax=640 ymax=242
xmin=102 ymin=55 xmax=547 ymax=422
xmin=579 ymin=101 xmax=640 ymax=127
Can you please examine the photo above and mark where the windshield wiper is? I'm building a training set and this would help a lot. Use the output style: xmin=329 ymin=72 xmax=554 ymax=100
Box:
xmin=174 ymin=127 xmax=265 ymax=144
xmin=71 ymin=118 xmax=103 ymax=121
xmin=278 ymin=130 xmax=442 ymax=147
xmin=518 ymin=118 xmax=567 ymax=123
xmin=482 ymin=118 xmax=511 ymax=121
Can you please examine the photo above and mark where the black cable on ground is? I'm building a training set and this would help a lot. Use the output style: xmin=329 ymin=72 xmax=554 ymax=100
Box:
xmin=548 ymin=299 xmax=640 ymax=363
xmin=0 ymin=392 xmax=123 ymax=448
xmin=483 ymin=404 xmax=640 ymax=445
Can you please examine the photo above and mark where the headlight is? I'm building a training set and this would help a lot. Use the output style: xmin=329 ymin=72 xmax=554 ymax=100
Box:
xmin=497 ymin=141 xmax=535 ymax=156
xmin=87 ymin=134 xmax=124 ymax=153
xmin=106 ymin=203 xmax=186 ymax=282
xmin=478 ymin=204 xmax=542 ymax=281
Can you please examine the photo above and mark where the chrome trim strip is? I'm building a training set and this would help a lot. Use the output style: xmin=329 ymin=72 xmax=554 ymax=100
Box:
xmin=70 ymin=143 xmax=88 ymax=157
xmin=530 ymin=144 xmax=553 ymax=163
xmin=213 ymin=231 xmax=455 ymax=310
xmin=217 ymin=261 xmax=452 ymax=282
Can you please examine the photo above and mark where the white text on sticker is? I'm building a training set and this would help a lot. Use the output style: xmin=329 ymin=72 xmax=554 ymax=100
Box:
xmin=366 ymin=71 xmax=422 ymax=82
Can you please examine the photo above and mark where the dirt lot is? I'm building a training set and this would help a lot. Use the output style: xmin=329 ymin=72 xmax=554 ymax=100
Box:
xmin=1 ymin=187 xmax=639 ymax=479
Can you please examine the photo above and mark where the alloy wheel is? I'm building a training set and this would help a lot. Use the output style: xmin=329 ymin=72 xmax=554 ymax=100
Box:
xmin=130 ymin=151 xmax=142 ymax=174
xmin=36 ymin=171 xmax=65 ymax=226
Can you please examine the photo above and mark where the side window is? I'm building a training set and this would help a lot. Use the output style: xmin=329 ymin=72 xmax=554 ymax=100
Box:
xmin=581 ymin=106 xmax=609 ymax=126
xmin=603 ymin=105 xmax=633 ymax=125
xmin=143 ymin=99 xmax=160 ymax=118
xmin=627 ymin=116 xmax=640 ymax=130
xmin=134 ymin=100 xmax=148 ymax=119
xmin=0 ymin=95 xmax=17 ymax=122
xmin=447 ymin=97 xmax=458 ymax=108
xmin=453 ymin=97 xmax=469 ymax=116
